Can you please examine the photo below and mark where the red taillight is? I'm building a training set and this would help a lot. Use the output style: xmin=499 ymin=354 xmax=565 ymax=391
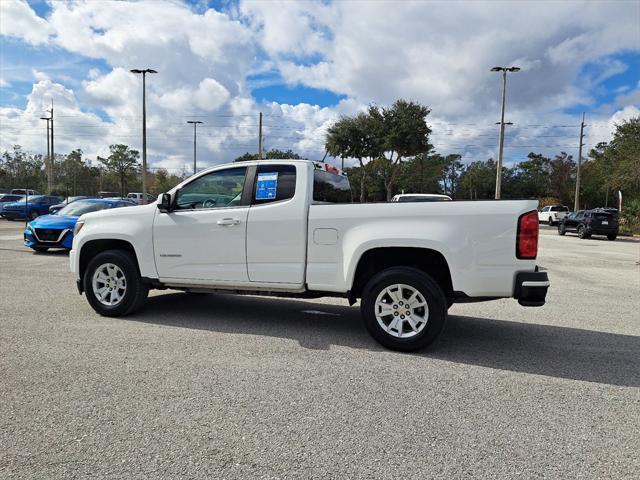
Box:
xmin=517 ymin=210 xmax=538 ymax=259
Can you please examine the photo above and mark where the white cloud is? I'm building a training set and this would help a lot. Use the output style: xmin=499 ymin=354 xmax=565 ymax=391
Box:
xmin=0 ymin=0 xmax=52 ymax=45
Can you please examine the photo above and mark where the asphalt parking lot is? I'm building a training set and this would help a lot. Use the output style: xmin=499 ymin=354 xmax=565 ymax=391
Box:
xmin=1 ymin=220 xmax=639 ymax=479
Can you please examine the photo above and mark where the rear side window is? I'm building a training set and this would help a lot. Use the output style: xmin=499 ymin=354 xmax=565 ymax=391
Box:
xmin=252 ymin=165 xmax=297 ymax=205
xmin=313 ymin=170 xmax=352 ymax=203
xmin=551 ymin=206 xmax=568 ymax=212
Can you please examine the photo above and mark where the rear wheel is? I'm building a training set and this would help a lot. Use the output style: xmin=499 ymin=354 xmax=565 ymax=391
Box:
xmin=83 ymin=250 xmax=149 ymax=316
xmin=361 ymin=267 xmax=447 ymax=352
xmin=548 ymin=218 xmax=554 ymax=226
xmin=557 ymin=224 xmax=566 ymax=236
xmin=607 ymin=233 xmax=617 ymax=241
xmin=577 ymin=225 xmax=590 ymax=239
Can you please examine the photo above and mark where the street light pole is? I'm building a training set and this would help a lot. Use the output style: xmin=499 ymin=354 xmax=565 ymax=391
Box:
xmin=130 ymin=68 xmax=157 ymax=204
xmin=491 ymin=66 xmax=520 ymax=199
xmin=187 ymin=120 xmax=203 ymax=175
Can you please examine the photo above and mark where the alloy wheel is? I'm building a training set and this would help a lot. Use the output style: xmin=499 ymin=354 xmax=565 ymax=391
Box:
xmin=374 ymin=283 xmax=429 ymax=338
xmin=92 ymin=263 xmax=127 ymax=306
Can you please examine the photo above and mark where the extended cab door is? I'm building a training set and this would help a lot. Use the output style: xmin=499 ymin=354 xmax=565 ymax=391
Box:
xmin=153 ymin=166 xmax=250 ymax=282
xmin=246 ymin=163 xmax=308 ymax=285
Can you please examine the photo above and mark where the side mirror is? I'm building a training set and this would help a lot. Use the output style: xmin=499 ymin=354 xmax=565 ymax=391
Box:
xmin=158 ymin=193 xmax=172 ymax=213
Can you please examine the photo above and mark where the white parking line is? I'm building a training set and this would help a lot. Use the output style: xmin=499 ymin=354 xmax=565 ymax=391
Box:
xmin=0 ymin=235 xmax=22 ymax=240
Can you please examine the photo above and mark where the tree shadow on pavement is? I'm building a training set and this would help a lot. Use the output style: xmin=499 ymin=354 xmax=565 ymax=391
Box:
xmin=130 ymin=292 xmax=640 ymax=388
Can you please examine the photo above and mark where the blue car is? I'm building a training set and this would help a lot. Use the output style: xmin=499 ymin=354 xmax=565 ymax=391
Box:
xmin=2 ymin=195 xmax=63 ymax=220
xmin=24 ymin=198 xmax=135 ymax=252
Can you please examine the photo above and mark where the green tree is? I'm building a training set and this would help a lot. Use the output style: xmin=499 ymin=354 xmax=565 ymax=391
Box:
xmin=0 ymin=145 xmax=46 ymax=193
xmin=233 ymin=149 xmax=305 ymax=162
xmin=97 ymin=144 xmax=140 ymax=196
xmin=379 ymin=100 xmax=432 ymax=200
xmin=396 ymin=153 xmax=443 ymax=195
xmin=458 ymin=159 xmax=497 ymax=199
xmin=152 ymin=168 xmax=184 ymax=194
xmin=549 ymin=152 xmax=575 ymax=206
xmin=326 ymin=113 xmax=384 ymax=202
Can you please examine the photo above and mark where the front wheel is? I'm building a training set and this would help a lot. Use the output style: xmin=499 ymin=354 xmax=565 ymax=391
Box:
xmin=548 ymin=218 xmax=554 ymax=226
xmin=557 ymin=224 xmax=566 ymax=236
xmin=83 ymin=249 xmax=149 ymax=317
xmin=361 ymin=267 xmax=447 ymax=352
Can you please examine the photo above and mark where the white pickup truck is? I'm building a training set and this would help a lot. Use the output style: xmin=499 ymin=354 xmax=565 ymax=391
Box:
xmin=70 ymin=160 xmax=549 ymax=351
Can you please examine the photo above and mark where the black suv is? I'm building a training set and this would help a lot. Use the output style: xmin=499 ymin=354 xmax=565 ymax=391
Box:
xmin=558 ymin=209 xmax=619 ymax=240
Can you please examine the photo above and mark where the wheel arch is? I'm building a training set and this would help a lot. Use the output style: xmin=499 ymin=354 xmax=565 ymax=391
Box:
xmin=79 ymin=239 xmax=139 ymax=285
xmin=350 ymin=247 xmax=453 ymax=301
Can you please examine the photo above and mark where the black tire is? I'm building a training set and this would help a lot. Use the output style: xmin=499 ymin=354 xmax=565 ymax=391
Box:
xmin=361 ymin=267 xmax=447 ymax=352
xmin=577 ymin=224 xmax=589 ymax=239
xmin=607 ymin=233 xmax=617 ymax=241
xmin=32 ymin=246 xmax=49 ymax=253
xmin=548 ymin=218 xmax=554 ymax=226
xmin=83 ymin=249 xmax=149 ymax=317
xmin=557 ymin=224 xmax=566 ymax=236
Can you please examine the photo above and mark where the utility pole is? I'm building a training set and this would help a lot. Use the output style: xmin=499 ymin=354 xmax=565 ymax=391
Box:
xmin=187 ymin=120 xmax=203 ymax=175
xmin=50 ymin=100 xmax=54 ymax=193
xmin=258 ymin=112 xmax=263 ymax=159
xmin=574 ymin=112 xmax=586 ymax=212
xmin=491 ymin=66 xmax=520 ymax=199
xmin=40 ymin=115 xmax=51 ymax=193
xmin=130 ymin=68 xmax=157 ymax=204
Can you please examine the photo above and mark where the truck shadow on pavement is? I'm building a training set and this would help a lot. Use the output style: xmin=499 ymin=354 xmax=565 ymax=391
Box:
xmin=132 ymin=292 xmax=640 ymax=388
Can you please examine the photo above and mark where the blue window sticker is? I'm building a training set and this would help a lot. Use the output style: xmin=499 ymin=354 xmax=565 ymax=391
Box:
xmin=256 ymin=172 xmax=278 ymax=200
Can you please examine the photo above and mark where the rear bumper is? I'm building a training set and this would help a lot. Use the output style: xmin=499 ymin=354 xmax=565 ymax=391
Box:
xmin=513 ymin=270 xmax=549 ymax=307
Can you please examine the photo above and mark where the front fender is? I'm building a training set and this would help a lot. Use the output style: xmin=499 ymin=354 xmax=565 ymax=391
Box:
xmin=72 ymin=205 xmax=157 ymax=279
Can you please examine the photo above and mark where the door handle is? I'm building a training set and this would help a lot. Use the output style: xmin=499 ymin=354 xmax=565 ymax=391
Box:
xmin=217 ymin=218 xmax=241 ymax=226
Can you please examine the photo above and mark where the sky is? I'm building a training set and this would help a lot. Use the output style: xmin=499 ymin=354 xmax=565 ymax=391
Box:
xmin=0 ymin=0 xmax=639 ymax=174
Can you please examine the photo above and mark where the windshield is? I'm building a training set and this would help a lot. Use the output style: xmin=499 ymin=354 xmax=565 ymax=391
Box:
xmin=1 ymin=195 xmax=24 ymax=202
xmin=57 ymin=201 xmax=111 ymax=216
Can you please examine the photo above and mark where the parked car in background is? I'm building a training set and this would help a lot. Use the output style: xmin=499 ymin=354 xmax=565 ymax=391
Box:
xmin=538 ymin=205 xmax=569 ymax=225
xmin=96 ymin=191 xmax=120 ymax=199
xmin=10 ymin=189 xmax=39 ymax=195
xmin=1 ymin=195 xmax=62 ymax=220
xmin=126 ymin=192 xmax=157 ymax=204
xmin=558 ymin=209 xmax=618 ymax=240
xmin=24 ymin=198 xmax=136 ymax=252
xmin=0 ymin=194 xmax=25 ymax=217
xmin=49 ymin=196 xmax=91 ymax=214
xmin=103 ymin=197 xmax=138 ymax=205
xmin=391 ymin=194 xmax=452 ymax=202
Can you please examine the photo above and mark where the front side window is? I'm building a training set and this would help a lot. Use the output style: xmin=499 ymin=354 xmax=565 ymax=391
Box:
xmin=174 ymin=167 xmax=247 ymax=210
xmin=252 ymin=164 xmax=297 ymax=205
